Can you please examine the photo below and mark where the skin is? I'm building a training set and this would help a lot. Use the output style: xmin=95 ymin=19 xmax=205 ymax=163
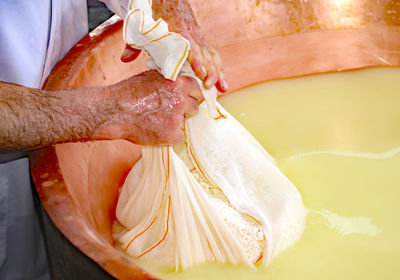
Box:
xmin=0 ymin=1 xmax=221 ymax=151
xmin=0 ymin=71 xmax=202 ymax=152
xmin=121 ymin=0 xmax=228 ymax=92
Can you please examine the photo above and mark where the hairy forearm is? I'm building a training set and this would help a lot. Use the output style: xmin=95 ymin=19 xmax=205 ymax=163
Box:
xmin=0 ymin=82 xmax=113 ymax=152
xmin=150 ymin=0 xmax=226 ymax=91
xmin=152 ymin=0 xmax=203 ymax=38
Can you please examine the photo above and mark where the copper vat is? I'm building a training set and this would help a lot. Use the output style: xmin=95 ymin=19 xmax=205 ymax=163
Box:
xmin=30 ymin=0 xmax=400 ymax=279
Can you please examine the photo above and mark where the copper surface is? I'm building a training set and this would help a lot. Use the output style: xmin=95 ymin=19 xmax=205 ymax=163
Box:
xmin=30 ymin=1 xmax=400 ymax=279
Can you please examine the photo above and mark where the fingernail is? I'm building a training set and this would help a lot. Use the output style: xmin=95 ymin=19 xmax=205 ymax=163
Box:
xmin=121 ymin=49 xmax=128 ymax=58
xmin=121 ymin=49 xmax=130 ymax=62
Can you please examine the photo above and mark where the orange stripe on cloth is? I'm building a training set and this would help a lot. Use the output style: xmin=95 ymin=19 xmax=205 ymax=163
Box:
xmin=142 ymin=19 xmax=162 ymax=35
xmin=130 ymin=30 xmax=172 ymax=49
xmin=137 ymin=195 xmax=171 ymax=258
xmin=140 ymin=10 xmax=145 ymax=33
xmin=123 ymin=9 xmax=141 ymax=40
xmin=255 ymin=253 xmax=264 ymax=264
xmin=124 ymin=148 xmax=170 ymax=251
xmin=129 ymin=0 xmax=135 ymax=10
xmin=170 ymin=42 xmax=189 ymax=80
xmin=213 ymin=106 xmax=227 ymax=120
xmin=188 ymin=144 xmax=223 ymax=192
xmin=149 ymin=33 xmax=172 ymax=43
xmin=124 ymin=215 xmax=158 ymax=251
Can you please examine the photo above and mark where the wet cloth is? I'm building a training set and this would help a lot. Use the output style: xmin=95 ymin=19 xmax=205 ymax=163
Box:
xmin=0 ymin=1 xmax=88 ymax=279
xmin=115 ymin=0 xmax=305 ymax=270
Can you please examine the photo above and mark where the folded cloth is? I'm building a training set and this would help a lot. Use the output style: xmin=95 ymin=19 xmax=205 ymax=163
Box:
xmin=123 ymin=3 xmax=190 ymax=81
xmin=122 ymin=0 xmax=221 ymax=116
xmin=116 ymin=0 xmax=305 ymax=269
xmin=185 ymin=103 xmax=306 ymax=262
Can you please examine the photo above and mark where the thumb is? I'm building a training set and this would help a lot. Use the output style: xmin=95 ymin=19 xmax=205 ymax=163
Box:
xmin=121 ymin=44 xmax=142 ymax=63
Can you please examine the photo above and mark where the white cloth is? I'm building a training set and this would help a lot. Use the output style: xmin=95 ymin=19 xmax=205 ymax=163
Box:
xmin=116 ymin=146 xmax=253 ymax=269
xmin=117 ymin=0 xmax=305 ymax=269
xmin=123 ymin=5 xmax=191 ymax=81
xmin=123 ymin=1 xmax=220 ymax=116
xmin=186 ymin=104 xmax=306 ymax=262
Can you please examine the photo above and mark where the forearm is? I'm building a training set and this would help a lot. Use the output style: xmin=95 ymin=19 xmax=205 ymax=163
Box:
xmin=98 ymin=0 xmax=130 ymax=18
xmin=152 ymin=0 xmax=203 ymax=39
xmin=151 ymin=0 xmax=226 ymax=91
xmin=0 ymin=82 xmax=112 ymax=152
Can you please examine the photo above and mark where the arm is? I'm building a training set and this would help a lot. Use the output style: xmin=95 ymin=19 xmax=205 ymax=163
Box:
xmin=0 ymin=70 xmax=201 ymax=152
xmin=151 ymin=0 xmax=228 ymax=92
xmin=119 ymin=0 xmax=228 ymax=92
xmin=98 ymin=0 xmax=129 ymax=19
xmin=0 ymin=82 xmax=106 ymax=152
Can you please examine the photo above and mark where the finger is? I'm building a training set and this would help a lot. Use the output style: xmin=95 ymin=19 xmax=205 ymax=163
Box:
xmin=202 ymin=48 xmax=219 ymax=89
xmin=208 ymin=47 xmax=228 ymax=92
xmin=168 ymin=129 xmax=185 ymax=145
xmin=155 ymin=117 xmax=186 ymax=145
xmin=181 ymin=76 xmax=204 ymax=103
xmin=188 ymin=44 xmax=207 ymax=80
xmin=215 ymin=81 xmax=227 ymax=93
xmin=121 ymin=44 xmax=142 ymax=63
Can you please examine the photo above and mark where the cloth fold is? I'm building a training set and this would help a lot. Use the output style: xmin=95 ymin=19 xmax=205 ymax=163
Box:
xmin=123 ymin=5 xmax=190 ymax=81
xmin=116 ymin=0 xmax=305 ymax=269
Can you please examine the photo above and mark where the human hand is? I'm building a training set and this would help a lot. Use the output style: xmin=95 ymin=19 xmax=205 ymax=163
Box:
xmin=93 ymin=70 xmax=202 ymax=145
xmin=120 ymin=0 xmax=228 ymax=93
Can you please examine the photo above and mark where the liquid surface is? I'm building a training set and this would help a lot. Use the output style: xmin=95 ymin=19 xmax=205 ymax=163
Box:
xmin=135 ymin=67 xmax=400 ymax=279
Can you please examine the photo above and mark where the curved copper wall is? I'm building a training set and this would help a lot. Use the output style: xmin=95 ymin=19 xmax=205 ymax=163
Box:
xmin=30 ymin=1 xmax=400 ymax=279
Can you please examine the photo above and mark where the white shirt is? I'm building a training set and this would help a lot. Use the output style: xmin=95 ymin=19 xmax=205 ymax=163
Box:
xmin=0 ymin=0 xmax=88 ymax=88
xmin=0 ymin=1 xmax=88 ymax=278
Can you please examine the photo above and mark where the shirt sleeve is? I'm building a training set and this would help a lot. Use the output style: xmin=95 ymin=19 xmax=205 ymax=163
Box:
xmin=98 ymin=0 xmax=130 ymax=19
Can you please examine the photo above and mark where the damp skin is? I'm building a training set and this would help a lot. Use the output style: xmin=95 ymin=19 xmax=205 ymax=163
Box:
xmin=93 ymin=70 xmax=202 ymax=146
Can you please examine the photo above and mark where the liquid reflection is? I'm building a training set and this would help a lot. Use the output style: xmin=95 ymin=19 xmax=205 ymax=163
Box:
xmin=308 ymin=209 xmax=383 ymax=237
xmin=31 ymin=1 xmax=400 ymax=279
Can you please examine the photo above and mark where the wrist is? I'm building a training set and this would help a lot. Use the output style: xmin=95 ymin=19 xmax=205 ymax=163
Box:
xmin=49 ymin=86 xmax=117 ymax=143
xmin=77 ymin=85 xmax=120 ymax=141
xmin=89 ymin=79 xmax=141 ymax=142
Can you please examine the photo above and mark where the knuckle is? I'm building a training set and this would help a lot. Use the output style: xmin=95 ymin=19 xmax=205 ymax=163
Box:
xmin=208 ymin=68 xmax=218 ymax=81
